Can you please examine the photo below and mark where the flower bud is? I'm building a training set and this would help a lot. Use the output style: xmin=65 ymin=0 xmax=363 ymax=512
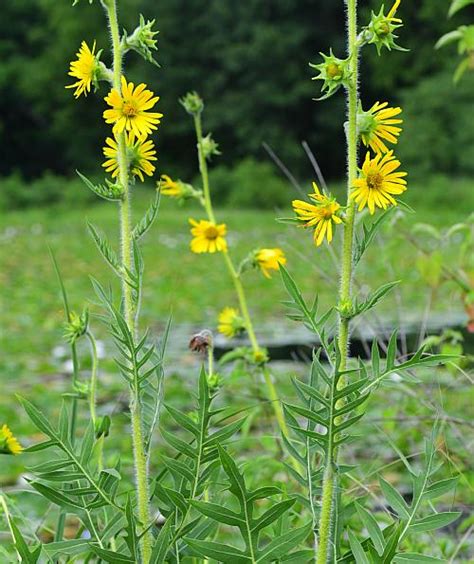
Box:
xmin=252 ymin=348 xmax=269 ymax=366
xmin=309 ymin=50 xmax=351 ymax=100
xmin=64 ymin=309 xmax=89 ymax=343
xmin=180 ymin=91 xmax=204 ymax=116
xmin=201 ymin=134 xmax=221 ymax=161
xmin=121 ymin=15 xmax=160 ymax=66
xmin=360 ymin=3 xmax=406 ymax=55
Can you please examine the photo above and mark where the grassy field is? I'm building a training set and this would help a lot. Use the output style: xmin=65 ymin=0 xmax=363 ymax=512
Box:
xmin=1 ymin=178 xmax=473 ymax=559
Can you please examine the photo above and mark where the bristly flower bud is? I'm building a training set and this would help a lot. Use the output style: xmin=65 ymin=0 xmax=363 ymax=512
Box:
xmin=360 ymin=2 xmax=407 ymax=55
xmin=309 ymin=49 xmax=351 ymax=100
xmin=201 ymin=133 xmax=221 ymax=161
xmin=64 ymin=309 xmax=89 ymax=344
xmin=121 ymin=15 xmax=160 ymax=67
xmin=64 ymin=309 xmax=89 ymax=343
xmin=180 ymin=91 xmax=204 ymax=116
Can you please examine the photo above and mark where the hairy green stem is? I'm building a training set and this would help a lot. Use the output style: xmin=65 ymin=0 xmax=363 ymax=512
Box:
xmin=86 ymin=332 xmax=98 ymax=426
xmin=193 ymin=114 xmax=292 ymax=444
xmin=316 ymin=0 xmax=359 ymax=562
xmin=105 ymin=2 xmax=153 ymax=561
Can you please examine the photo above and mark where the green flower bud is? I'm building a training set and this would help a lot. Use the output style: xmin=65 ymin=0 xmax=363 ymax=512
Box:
xmin=360 ymin=5 xmax=407 ymax=55
xmin=207 ymin=371 xmax=221 ymax=391
xmin=121 ymin=15 xmax=160 ymax=67
xmin=337 ymin=299 xmax=353 ymax=319
xmin=201 ymin=134 xmax=221 ymax=161
xmin=309 ymin=49 xmax=351 ymax=100
xmin=180 ymin=91 xmax=204 ymax=116
xmin=64 ymin=309 xmax=89 ymax=343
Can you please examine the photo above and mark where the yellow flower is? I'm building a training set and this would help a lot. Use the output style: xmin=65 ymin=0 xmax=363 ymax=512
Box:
xmin=218 ymin=307 xmax=245 ymax=338
xmin=66 ymin=41 xmax=99 ymax=98
xmin=0 ymin=424 xmax=22 ymax=455
xmin=351 ymin=151 xmax=407 ymax=215
xmin=292 ymin=182 xmax=342 ymax=246
xmin=160 ymin=175 xmax=182 ymax=197
xmin=189 ymin=219 xmax=227 ymax=253
xmin=359 ymin=101 xmax=403 ymax=154
xmin=255 ymin=248 xmax=287 ymax=278
xmin=102 ymin=134 xmax=157 ymax=182
xmin=103 ymin=76 xmax=163 ymax=140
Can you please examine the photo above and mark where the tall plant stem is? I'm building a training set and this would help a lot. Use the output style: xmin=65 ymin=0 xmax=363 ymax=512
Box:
xmin=316 ymin=0 xmax=359 ymax=562
xmin=193 ymin=113 xmax=292 ymax=444
xmin=104 ymin=1 xmax=152 ymax=561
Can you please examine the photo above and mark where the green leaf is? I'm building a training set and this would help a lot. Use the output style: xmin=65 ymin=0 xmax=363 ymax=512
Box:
xmin=252 ymin=498 xmax=296 ymax=533
xmin=184 ymin=539 xmax=251 ymax=563
xmin=150 ymin=518 xmax=174 ymax=563
xmin=354 ymin=208 xmax=394 ymax=266
xmin=435 ymin=29 xmax=463 ymax=49
xmin=247 ymin=486 xmax=282 ymax=503
xmin=353 ymin=281 xmax=400 ymax=317
xmin=256 ymin=522 xmax=312 ymax=562
xmin=90 ymin=546 xmax=135 ymax=562
xmin=410 ymin=512 xmax=461 ymax=533
xmin=77 ymin=170 xmax=123 ymax=201
xmin=218 ymin=445 xmax=246 ymax=500
xmin=423 ymin=477 xmax=459 ymax=500
xmin=10 ymin=520 xmax=42 ymax=564
xmin=348 ymin=529 xmax=370 ymax=564
xmin=87 ymin=221 xmax=121 ymax=275
xmin=191 ymin=500 xmax=244 ymax=527
xmin=27 ymin=481 xmax=83 ymax=510
xmin=355 ymin=503 xmax=385 ymax=556
xmin=449 ymin=0 xmax=474 ymax=17
xmin=132 ymin=190 xmax=161 ymax=240
xmin=379 ymin=477 xmax=410 ymax=519
xmin=42 ymin=539 xmax=91 ymax=557
xmin=394 ymin=554 xmax=445 ymax=563
xmin=18 ymin=396 xmax=56 ymax=438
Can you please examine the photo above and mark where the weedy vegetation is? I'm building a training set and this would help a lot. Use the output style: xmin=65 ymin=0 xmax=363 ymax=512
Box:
xmin=0 ymin=0 xmax=472 ymax=563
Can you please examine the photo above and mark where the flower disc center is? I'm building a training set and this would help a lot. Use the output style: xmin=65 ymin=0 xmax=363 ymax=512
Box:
xmin=123 ymin=101 xmax=138 ymax=117
xmin=204 ymin=225 xmax=219 ymax=239
xmin=366 ymin=172 xmax=384 ymax=191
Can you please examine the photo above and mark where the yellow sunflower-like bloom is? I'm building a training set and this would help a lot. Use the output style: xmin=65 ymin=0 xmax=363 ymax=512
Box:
xmin=351 ymin=151 xmax=407 ymax=215
xmin=102 ymin=134 xmax=157 ymax=182
xmin=359 ymin=101 xmax=403 ymax=154
xmin=66 ymin=41 xmax=99 ymax=98
xmin=189 ymin=219 xmax=227 ymax=254
xmin=0 ymin=424 xmax=23 ymax=455
xmin=160 ymin=175 xmax=182 ymax=197
xmin=255 ymin=248 xmax=287 ymax=278
xmin=292 ymin=182 xmax=342 ymax=246
xmin=218 ymin=307 xmax=246 ymax=338
xmin=103 ymin=76 xmax=163 ymax=140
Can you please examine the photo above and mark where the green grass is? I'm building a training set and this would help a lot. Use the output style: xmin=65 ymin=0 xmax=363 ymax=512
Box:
xmin=1 ymin=176 xmax=472 ymax=380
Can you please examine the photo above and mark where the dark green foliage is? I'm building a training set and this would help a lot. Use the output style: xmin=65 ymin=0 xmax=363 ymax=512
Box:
xmin=185 ymin=445 xmax=311 ymax=563
xmin=0 ymin=0 xmax=470 ymax=207
xmin=341 ymin=427 xmax=461 ymax=562
xmin=152 ymin=369 xmax=247 ymax=561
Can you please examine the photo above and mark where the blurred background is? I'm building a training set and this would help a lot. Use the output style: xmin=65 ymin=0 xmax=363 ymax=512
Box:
xmin=0 ymin=3 xmax=473 ymax=555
